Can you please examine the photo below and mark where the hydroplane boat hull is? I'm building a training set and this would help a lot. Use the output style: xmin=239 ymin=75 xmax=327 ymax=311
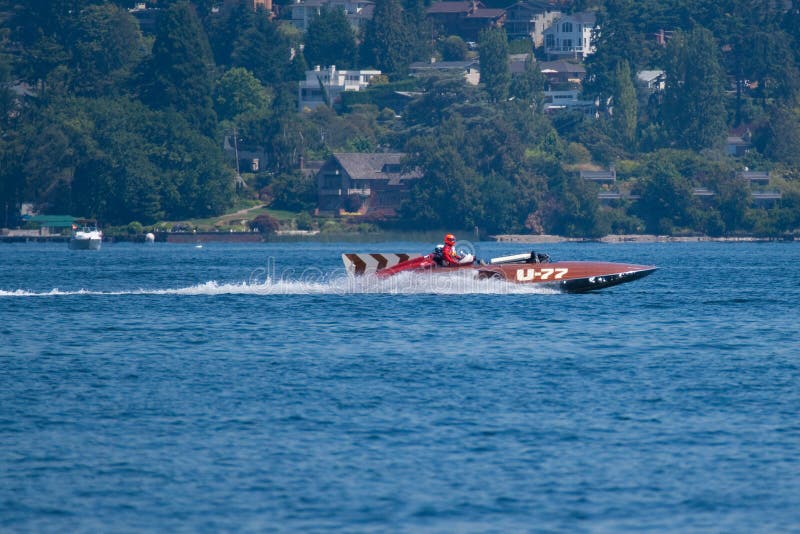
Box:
xmin=342 ymin=253 xmax=656 ymax=293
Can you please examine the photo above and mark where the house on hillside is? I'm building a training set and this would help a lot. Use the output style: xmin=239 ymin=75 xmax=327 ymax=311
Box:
xmin=580 ymin=168 xmax=628 ymax=202
xmin=316 ymin=153 xmax=422 ymax=216
xmin=543 ymin=11 xmax=596 ymax=60
xmin=726 ymin=126 xmax=753 ymax=157
xmin=636 ymin=70 xmax=666 ymax=93
xmin=738 ymin=170 xmax=782 ymax=203
xmin=426 ymin=1 xmax=506 ymax=41
xmin=298 ymin=65 xmax=381 ymax=111
xmin=539 ymin=59 xmax=585 ymax=86
xmin=288 ymin=0 xmax=374 ymax=32
xmin=128 ymin=3 xmax=160 ymax=34
xmin=223 ymin=0 xmax=273 ymax=11
xmin=515 ymin=58 xmax=593 ymax=114
xmin=503 ymin=1 xmax=561 ymax=46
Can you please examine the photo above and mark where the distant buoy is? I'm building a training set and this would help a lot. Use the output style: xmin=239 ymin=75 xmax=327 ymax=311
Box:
xmin=145 ymin=232 xmax=155 ymax=243
xmin=195 ymin=244 xmax=203 ymax=249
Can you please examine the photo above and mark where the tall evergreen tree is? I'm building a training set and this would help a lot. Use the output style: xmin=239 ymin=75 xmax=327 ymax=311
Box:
xmin=7 ymin=0 xmax=99 ymax=96
xmin=303 ymin=7 xmax=357 ymax=70
xmin=584 ymin=0 xmax=649 ymax=100
xmin=231 ymin=12 xmax=296 ymax=86
xmin=760 ymin=104 xmax=800 ymax=169
xmin=634 ymin=155 xmax=695 ymax=234
xmin=205 ymin=3 xmax=255 ymax=67
xmin=361 ymin=0 xmax=411 ymax=77
xmin=68 ymin=4 xmax=145 ymax=96
xmin=509 ymin=53 xmax=545 ymax=106
xmin=663 ymin=27 xmax=727 ymax=150
xmin=478 ymin=26 xmax=510 ymax=103
xmin=140 ymin=1 xmax=217 ymax=134
xmin=611 ymin=60 xmax=637 ymax=149
xmin=402 ymin=0 xmax=433 ymax=65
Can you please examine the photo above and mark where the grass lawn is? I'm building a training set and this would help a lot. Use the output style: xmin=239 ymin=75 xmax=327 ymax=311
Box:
xmin=157 ymin=205 xmax=306 ymax=230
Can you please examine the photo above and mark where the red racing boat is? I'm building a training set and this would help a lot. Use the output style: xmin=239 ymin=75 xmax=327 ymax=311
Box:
xmin=342 ymin=250 xmax=656 ymax=293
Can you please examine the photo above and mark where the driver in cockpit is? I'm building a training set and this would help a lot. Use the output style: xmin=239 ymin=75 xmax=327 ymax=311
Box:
xmin=440 ymin=233 xmax=462 ymax=266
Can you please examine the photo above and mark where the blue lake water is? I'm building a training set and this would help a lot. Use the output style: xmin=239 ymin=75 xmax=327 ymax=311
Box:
xmin=1 ymin=240 xmax=799 ymax=531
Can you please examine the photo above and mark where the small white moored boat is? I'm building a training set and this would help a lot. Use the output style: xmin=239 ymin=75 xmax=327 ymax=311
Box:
xmin=69 ymin=224 xmax=103 ymax=250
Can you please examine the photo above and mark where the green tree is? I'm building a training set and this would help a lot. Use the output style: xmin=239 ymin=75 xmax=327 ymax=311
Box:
xmin=205 ymin=3 xmax=256 ymax=66
xmin=714 ymin=176 xmax=751 ymax=233
xmin=269 ymin=170 xmax=316 ymax=211
xmin=361 ymin=0 xmax=412 ymax=76
xmin=759 ymin=104 xmax=800 ymax=169
xmin=402 ymin=0 xmax=433 ymax=65
xmin=140 ymin=1 xmax=217 ymax=134
xmin=478 ymin=26 xmax=510 ymax=103
xmin=634 ymin=159 xmax=695 ymax=234
xmin=215 ymin=67 xmax=272 ymax=122
xmin=740 ymin=29 xmax=800 ymax=102
xmin=663 ymin=27 xmax=727 ymax=150
xmin=303 ymin=7 xmax=357 ymax=70
xmin=440 ymin=36 xmax=467 ymax=61
xmin=68 ymin=4 xmax=145 ymax=96
xmin=5 ymin=0 xmax=80 ymax=96
xmin=584 ymin=0 xmax=650 ymax=100
xmin=541 ymin=175 xmax=607 ymax=237
xmin=611 ymin=60 xmax=637 ymax=149
xmin=231 ymin=12 xmax=299 ymax=86
xmin=509 ymin=53 xmax=544 ymax=105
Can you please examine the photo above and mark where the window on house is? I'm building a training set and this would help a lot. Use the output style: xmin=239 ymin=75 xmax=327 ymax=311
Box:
xmin=562 ymin=22 xmax=572 ymax=33
xmin=577 ymin=24 xmax=582 ymax=33
xmin=563 ymin=38 xmax=573 ymax=50
xmin=546 ymin=34 xmax=555 ymax=48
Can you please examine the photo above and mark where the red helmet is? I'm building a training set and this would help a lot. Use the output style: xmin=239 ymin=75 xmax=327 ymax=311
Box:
xmin=444 ymin=234 xmax=456 ymax=246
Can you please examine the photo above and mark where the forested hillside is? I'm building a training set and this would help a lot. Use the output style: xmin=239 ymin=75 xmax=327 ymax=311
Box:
xmin=1 ymin=0 xmax=800 ymax=236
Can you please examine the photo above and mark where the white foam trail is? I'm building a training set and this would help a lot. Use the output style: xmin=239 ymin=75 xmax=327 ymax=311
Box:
xmin=0 ymin=271 xmax=559 ymax=297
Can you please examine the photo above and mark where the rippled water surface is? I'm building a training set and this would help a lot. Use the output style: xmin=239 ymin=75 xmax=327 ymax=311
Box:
xmin=2 ymin=241 xmax=799 ymax=531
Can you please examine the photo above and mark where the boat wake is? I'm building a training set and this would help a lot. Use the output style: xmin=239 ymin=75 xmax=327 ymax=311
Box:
xmin=0 ymin=271 xmax=559 ymax=297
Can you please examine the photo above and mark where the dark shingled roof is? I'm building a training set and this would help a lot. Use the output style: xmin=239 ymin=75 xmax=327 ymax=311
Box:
xmin=466 ymin=8 xmax=505 ymax=18
xmin=539 ymin=59 xmax=586 ymax=74
xmin=333 ymin=153 xmax=422 ymax=182
xmin=427 ymin=1 xmax=480 ymax=14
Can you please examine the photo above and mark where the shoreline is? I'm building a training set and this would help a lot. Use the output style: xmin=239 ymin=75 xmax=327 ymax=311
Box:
xmin=1 ymin=231 xmax=796 ymax=244
xmin=491 ymin=234 xmax=797 ymax=243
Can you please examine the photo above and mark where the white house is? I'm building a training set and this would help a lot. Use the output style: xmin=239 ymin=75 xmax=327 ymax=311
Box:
xmin=289 ymin=0 xmax=374 ymax=32
xmin=636 ymin=70 xmax=666 ymax=92
xmin=542 ymin=89 xmax=596 ymax=114
xmin=298 ymin=65 xmax=381 ymax=111
xmin=543 ymin=11 xmax=597 ymax=60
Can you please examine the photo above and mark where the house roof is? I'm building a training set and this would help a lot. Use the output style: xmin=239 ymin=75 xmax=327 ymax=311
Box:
xmin=539 ymin=59 xmax=586 ymax=74
xmin=570 ymin=11 xmax=596 ymax=25
xmin=507 ymin=0 xmax=557 ymax=14
xmin=23 ymin=215 xmax=77 ymax=227
xmin=636 ymin=70 xmax=664 ymax=83
xmin=466 ymin=8 xmax=505 ymax=19
xmin=726 ymin=136 xmax=750 ymax=146
xmin=332 ymin=153 xmax=422 ymax=181
xmin=410 ymin=60 xmax=479 ymax=71
xmin=296 ymin=0 xmax=374 ymax=7
xmin=427 ymin=1 xmax=478 ymax=14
